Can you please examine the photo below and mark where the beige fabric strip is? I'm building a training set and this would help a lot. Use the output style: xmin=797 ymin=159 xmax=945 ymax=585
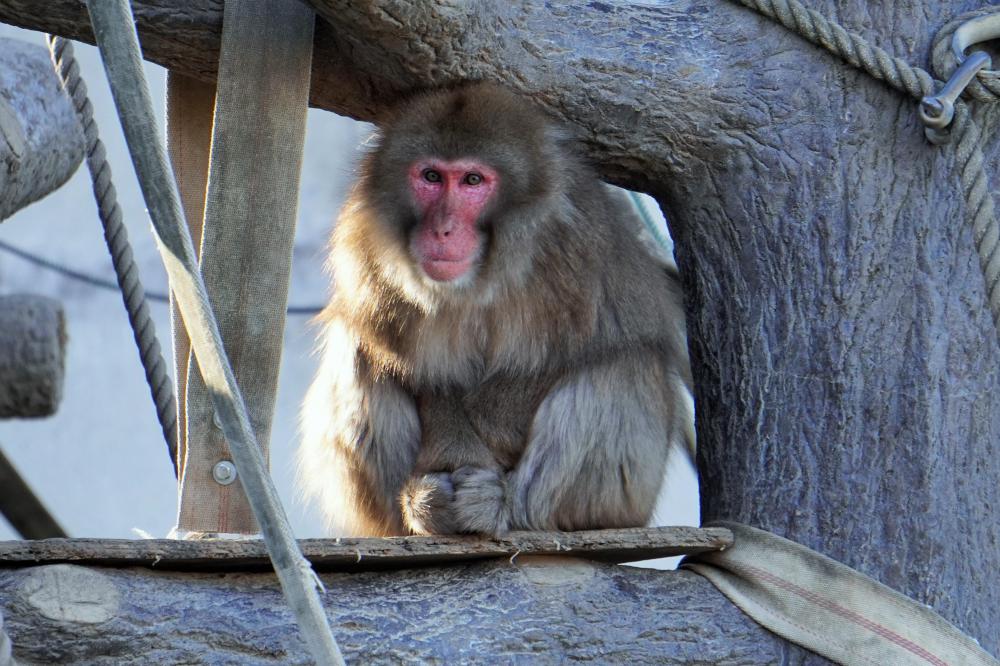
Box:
xmin=684 ymin=521 xmax=998 ymax=666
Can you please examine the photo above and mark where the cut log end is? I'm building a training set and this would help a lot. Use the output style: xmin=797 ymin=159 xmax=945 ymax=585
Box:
xmin=0 ymin=38 xmax=84 ymax=222
xmin=0 ymin=294 xmax=67 ymax=419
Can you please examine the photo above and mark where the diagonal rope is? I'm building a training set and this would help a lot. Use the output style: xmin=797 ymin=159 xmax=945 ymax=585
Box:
xmin=728 ymin=0 xmax=1000 ymax=336
xmin=47 ymin=35 xmax=179 ymax=477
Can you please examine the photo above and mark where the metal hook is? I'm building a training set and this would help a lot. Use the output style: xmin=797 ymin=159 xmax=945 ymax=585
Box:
xmin=951 ymin=13 xmax=1000 ymax=64
xmin=919 ymin=51 xmax=991 ymax=142
xmin=919 ymin=13 xmax=1000 ymax=144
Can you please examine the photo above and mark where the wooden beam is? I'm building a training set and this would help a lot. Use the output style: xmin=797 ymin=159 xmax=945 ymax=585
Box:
xmin=0 ymin=526 xmax=731 ymax=572
xmin=0 ymin=449 xmax=66 ymax=539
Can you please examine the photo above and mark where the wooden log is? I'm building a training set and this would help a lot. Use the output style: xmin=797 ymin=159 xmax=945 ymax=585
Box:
xmin=0 ymin=559 xmax=788 ymax=663
xmin=0 ymin=37 xmax=84 ymax=221
xmin=0 ymin=526 xmax=731 ymax=572
xmin=0 ymin=295 xmax=66 ymax=418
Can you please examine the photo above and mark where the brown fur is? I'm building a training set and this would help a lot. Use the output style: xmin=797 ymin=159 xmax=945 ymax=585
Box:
xmin=299 ymin=83 xmax=691 ymax=536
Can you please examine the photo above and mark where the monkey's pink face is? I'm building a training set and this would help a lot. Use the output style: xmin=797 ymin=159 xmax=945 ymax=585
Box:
xmin=408 ymin=159 xmax=498 ymax=282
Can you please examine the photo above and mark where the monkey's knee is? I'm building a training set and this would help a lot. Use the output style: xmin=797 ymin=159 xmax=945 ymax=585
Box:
xmin=559 ymin=461 xmax=663 ymax=530
xmin=452 ymin=466 xmax=510 ymax=536
xmin=401 ymin=473 xmax=458 ymax=535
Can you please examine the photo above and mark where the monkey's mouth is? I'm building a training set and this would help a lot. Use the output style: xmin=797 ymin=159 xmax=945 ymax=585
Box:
xmin=421 ymin=256 xmax=475 ymax=282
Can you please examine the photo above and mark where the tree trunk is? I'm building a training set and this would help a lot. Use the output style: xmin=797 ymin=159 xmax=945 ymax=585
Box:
xmin=1 ymin=0 xmax=997 ymax=657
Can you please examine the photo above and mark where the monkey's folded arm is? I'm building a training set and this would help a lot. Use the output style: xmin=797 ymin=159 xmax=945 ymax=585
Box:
xmin=452 ymin=351 xmax=680 ymax=535
xmin=299 ymin=319 xmax=420 ymax=536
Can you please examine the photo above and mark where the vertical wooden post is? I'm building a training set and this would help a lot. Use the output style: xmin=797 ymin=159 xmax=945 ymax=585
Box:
xmin=168 ymin=1 xmax=315 ymax=534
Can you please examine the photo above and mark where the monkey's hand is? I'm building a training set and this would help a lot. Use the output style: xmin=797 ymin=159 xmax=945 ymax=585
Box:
xmin=401 ymin=473 xmax=460 ymax=535
xmin=401 ymin=468 xmax=511 ymax=536
xmin=451 ymin=466 xmax=510 ymax=536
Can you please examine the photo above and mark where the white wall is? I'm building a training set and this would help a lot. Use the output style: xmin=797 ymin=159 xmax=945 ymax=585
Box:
xmin=0 ymin=24 xmax=696 ymax=549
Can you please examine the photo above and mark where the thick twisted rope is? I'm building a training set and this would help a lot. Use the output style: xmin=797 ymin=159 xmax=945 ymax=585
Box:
xmin=47 ymin=35 xmax=179 ymax=476
xmin=729 ymin=0 xmax=1000 ymax=335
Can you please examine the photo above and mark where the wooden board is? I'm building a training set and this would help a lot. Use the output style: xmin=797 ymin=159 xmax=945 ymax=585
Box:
xmin=0 ymin=526 xmax=731 ymax=572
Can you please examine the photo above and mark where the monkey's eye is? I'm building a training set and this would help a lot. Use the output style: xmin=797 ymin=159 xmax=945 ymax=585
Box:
xmin=423 ymin=169 xmax=442 ymax=183
xmin=464 ymin=172 xmax=483 ymax=186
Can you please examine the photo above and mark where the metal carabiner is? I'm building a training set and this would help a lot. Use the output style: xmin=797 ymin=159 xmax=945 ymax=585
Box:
xmin=919 ymin=13 xmax=1000 ymax=144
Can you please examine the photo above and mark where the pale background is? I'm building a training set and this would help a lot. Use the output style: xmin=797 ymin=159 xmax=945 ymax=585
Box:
xmin=0 ymin=23 xmax=697 ymax=550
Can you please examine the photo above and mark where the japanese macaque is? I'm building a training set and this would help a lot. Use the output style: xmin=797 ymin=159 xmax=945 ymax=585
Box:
xmin=299 ymin=83 xmax=692 ymax=537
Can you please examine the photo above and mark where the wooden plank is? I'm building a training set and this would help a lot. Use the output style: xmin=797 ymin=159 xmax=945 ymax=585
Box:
xmin=0 ymin=526 xmax=731 ymax=572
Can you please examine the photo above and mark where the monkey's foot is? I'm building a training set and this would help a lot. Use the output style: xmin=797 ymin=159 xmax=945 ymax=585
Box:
xmin=452 ymin=466 xmax=510 ymax=536
xmin=401 ymin=473 xmax=458 ymax=535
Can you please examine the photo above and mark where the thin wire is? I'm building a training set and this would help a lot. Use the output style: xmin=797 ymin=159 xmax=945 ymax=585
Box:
xmin=0 ymin=237 xmax=323 ymax=315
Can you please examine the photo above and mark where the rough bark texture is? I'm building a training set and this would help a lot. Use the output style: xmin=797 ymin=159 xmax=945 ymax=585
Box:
xmin=2 ymin=0 xmax=999 ymax=658
xmin=0 ymin=37 xmax=83 ymax=221
xmin=0 ymin=294 xmax=66 ymax=418
xmin=0 ymin=561 xmax=787 ymax=664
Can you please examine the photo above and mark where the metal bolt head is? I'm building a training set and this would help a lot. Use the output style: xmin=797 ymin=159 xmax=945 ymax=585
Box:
xmin=920 ymin=97 xmax=944 ymax=119
xmin=212 ymin=460 xmax=237 ymax=485
xmin=918 ymin=97 xmax=954 ymax=130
